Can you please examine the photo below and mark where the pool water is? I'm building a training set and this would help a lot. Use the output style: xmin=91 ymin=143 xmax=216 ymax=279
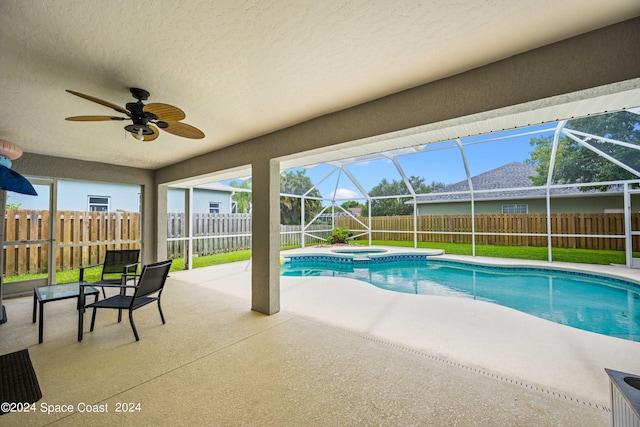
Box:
xmin=281 ymin=259 xmax=640 ymax=342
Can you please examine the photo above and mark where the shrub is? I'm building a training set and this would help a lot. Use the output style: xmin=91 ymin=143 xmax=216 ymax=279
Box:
xmin=326 ymin=227 xmax=351 ymax=244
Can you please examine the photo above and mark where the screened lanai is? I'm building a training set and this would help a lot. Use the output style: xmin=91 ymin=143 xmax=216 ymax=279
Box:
xmin=169 ymin=108 xmax=640 ymax=270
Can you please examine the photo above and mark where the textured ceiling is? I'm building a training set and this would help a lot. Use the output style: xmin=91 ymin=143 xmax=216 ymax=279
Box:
xmin=1 ymin=0 xmax=639 ymax=170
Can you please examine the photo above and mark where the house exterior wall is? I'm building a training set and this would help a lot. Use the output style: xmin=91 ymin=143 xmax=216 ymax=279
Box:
xmin=417 ymin=195 xmax=629 ymax=215
xmin=167 ymin=188 xmax=233 ymax=213
xmin=8 ymin=179 xmax=141 ymax=211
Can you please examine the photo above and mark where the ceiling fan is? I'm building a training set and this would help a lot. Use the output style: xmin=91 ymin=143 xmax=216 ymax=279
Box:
xmin=65 ymin=88 xmax=205 ymax=141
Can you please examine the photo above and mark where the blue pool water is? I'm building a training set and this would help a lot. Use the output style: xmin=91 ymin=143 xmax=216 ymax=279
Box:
xmin=281 ymin=258 xmax=640 ymax=342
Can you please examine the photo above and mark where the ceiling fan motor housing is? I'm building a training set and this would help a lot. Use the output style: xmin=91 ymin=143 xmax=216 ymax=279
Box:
xmin=130 ymin=87 xmax=150 ymax=101
xmin=124 ymin=123 xmax=154 ymax=135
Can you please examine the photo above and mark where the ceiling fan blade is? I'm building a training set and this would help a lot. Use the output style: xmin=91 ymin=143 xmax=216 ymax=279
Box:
xmin=161 ymin=121 xmax=205 ymax=139
xmin=130 ymin=124 xmax=159 ymax=142
xmin=65 ymin=115 xmax=125 ymax=121
xmin=66 ymin=90 xmax=130 ymax=115
xmin=143 ymin=103 xmax=186 ymax=122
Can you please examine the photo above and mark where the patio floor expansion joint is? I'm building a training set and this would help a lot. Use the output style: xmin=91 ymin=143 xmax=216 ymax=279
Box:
xmin=327 ymin=324 xmax=612 ymax=413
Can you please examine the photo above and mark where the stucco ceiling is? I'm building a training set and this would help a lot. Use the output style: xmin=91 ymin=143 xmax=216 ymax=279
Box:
xmin=1 ymin=1 xmax=639 ymax=171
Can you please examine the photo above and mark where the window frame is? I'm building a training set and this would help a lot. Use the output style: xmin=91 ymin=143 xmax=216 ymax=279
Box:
xmin=88 ymin=195 xmax=110 ymax=212
xmin=209 ymin=202 xmax=221 ymax=214
xmin=501 ymin=203 xmax=528 ymax=214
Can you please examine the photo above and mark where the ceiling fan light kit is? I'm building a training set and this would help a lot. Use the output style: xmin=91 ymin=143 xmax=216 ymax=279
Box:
xmin=65 ymin=88 xmax=205 ymax=142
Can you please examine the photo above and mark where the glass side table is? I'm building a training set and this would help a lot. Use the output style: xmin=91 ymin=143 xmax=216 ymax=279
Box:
xmin=33 ymin=282 xmax=99 ymax=344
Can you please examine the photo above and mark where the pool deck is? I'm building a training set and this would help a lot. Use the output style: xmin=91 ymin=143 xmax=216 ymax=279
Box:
xmin=275 ymin=246 xmax=640 ymax=406
xmin=1 ymin=246 xmax=639 ymax=424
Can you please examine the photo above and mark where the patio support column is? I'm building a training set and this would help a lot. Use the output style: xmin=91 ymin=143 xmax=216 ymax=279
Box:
xmin=251 ymin=158 xmax=281 ymax=315
xmin=156 ymin=184 xmax=169 ymax=263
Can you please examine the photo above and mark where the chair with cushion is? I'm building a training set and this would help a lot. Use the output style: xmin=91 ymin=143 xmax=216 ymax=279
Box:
xmin=78 ymin=259 xmax=172 ymax=342
xmin=79 ymin=249 xmax=140 ymax=297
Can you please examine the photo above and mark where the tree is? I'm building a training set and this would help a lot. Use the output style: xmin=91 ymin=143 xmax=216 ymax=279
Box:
xmin=5 ymin=195 xmax=21 ymax=209
xmin=280 ymin=170 xmax=322 ymax=225
xmin=362 ymin=176 xmax=445 ymax=216
xmin=528 ymin=111 xmax=640 ymax=189
xmin=340 ymin=200 xmax=363 ymax=210
xmin=229 ymin=179 xmax=252 ymax=213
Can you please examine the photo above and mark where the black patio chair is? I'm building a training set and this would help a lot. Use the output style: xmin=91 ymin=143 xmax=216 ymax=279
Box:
xmin=79 ymin=249 xmax=140 ymax=297
xmin=78 ymin=259 xmax=172 ymax=342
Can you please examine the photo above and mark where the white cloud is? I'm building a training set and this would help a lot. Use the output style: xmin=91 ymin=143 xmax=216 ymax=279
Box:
xmin=330 ymin=188 xmax=360 ymax=200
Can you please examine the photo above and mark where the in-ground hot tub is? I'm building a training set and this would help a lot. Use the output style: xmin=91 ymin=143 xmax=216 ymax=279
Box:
xmin=330 ymin=248 xmax=388 ymax=256
xmin=283 ymin=247 xmax=442 ymax=266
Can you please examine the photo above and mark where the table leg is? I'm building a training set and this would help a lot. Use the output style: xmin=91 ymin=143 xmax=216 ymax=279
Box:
xmin=78 ymin=287 xmax=84 ymax=342
xmin=33 ymin=292 xmax=37 ymax=323
xmin=78 ymin=309 xmax=83 ymax=342
xmin=38 ymin=301 xmax=44 ymax=344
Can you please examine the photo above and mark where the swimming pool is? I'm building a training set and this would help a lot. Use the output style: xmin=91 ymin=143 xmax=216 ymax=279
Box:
xmin=281 ymin=257 xmax=640 ymax=342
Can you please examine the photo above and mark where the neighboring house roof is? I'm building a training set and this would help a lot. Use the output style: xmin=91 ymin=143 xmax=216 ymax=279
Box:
xmin=414 ymin=162 xmax=621 ymax=204
xmin=195 ymin=182 xmax=249 ymax=193
xmin=317 ymin=207 xmax=362 ymax=220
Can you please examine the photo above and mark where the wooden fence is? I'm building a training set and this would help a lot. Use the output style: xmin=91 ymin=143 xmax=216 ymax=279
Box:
xmin=5 ymin=210 xmax=637 ymax=277
xmin=166 ymin=213 xmax=331 ymax=258
xmin=336 ymin=212 xmax=640 ymax=250
xmin=3 ymin=209 xmax=140 ymax=277
xmin=167 ymin=213 xmax=252 ymax=258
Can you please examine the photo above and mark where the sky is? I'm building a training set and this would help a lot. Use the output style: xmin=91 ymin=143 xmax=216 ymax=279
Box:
xmin=222 ymin=122 xmax=559 ymax=202
xmin=220 ymin=110 xmax=640 ymax=204
xmin=288 ymin=123 xmax=557 ymax=202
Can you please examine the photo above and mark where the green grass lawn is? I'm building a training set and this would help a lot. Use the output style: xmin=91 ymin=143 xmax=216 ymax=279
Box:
xmin=168 ymin=249 xmax=253 ymax=271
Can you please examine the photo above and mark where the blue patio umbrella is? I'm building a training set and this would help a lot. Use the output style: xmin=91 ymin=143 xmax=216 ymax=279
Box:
xmin=0 ymin=163 xmax=37 ymax=195
xmin=0 ymin=139 xmax=37 ymax=196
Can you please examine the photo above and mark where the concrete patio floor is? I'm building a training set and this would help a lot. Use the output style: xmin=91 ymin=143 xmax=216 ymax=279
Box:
xmin=1 ymin=249 xmax=639 ymax=426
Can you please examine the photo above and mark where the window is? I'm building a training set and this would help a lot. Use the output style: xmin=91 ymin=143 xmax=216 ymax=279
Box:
xmin=501 ymin=204 xmax=528 ymax=214
xmin=231 ymin=201 xmax=237 ymax=213
xmin=88 ymin=196 xmax=110 ymax=212
xmin=209 ymin=202 xmax=221 ymax=214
